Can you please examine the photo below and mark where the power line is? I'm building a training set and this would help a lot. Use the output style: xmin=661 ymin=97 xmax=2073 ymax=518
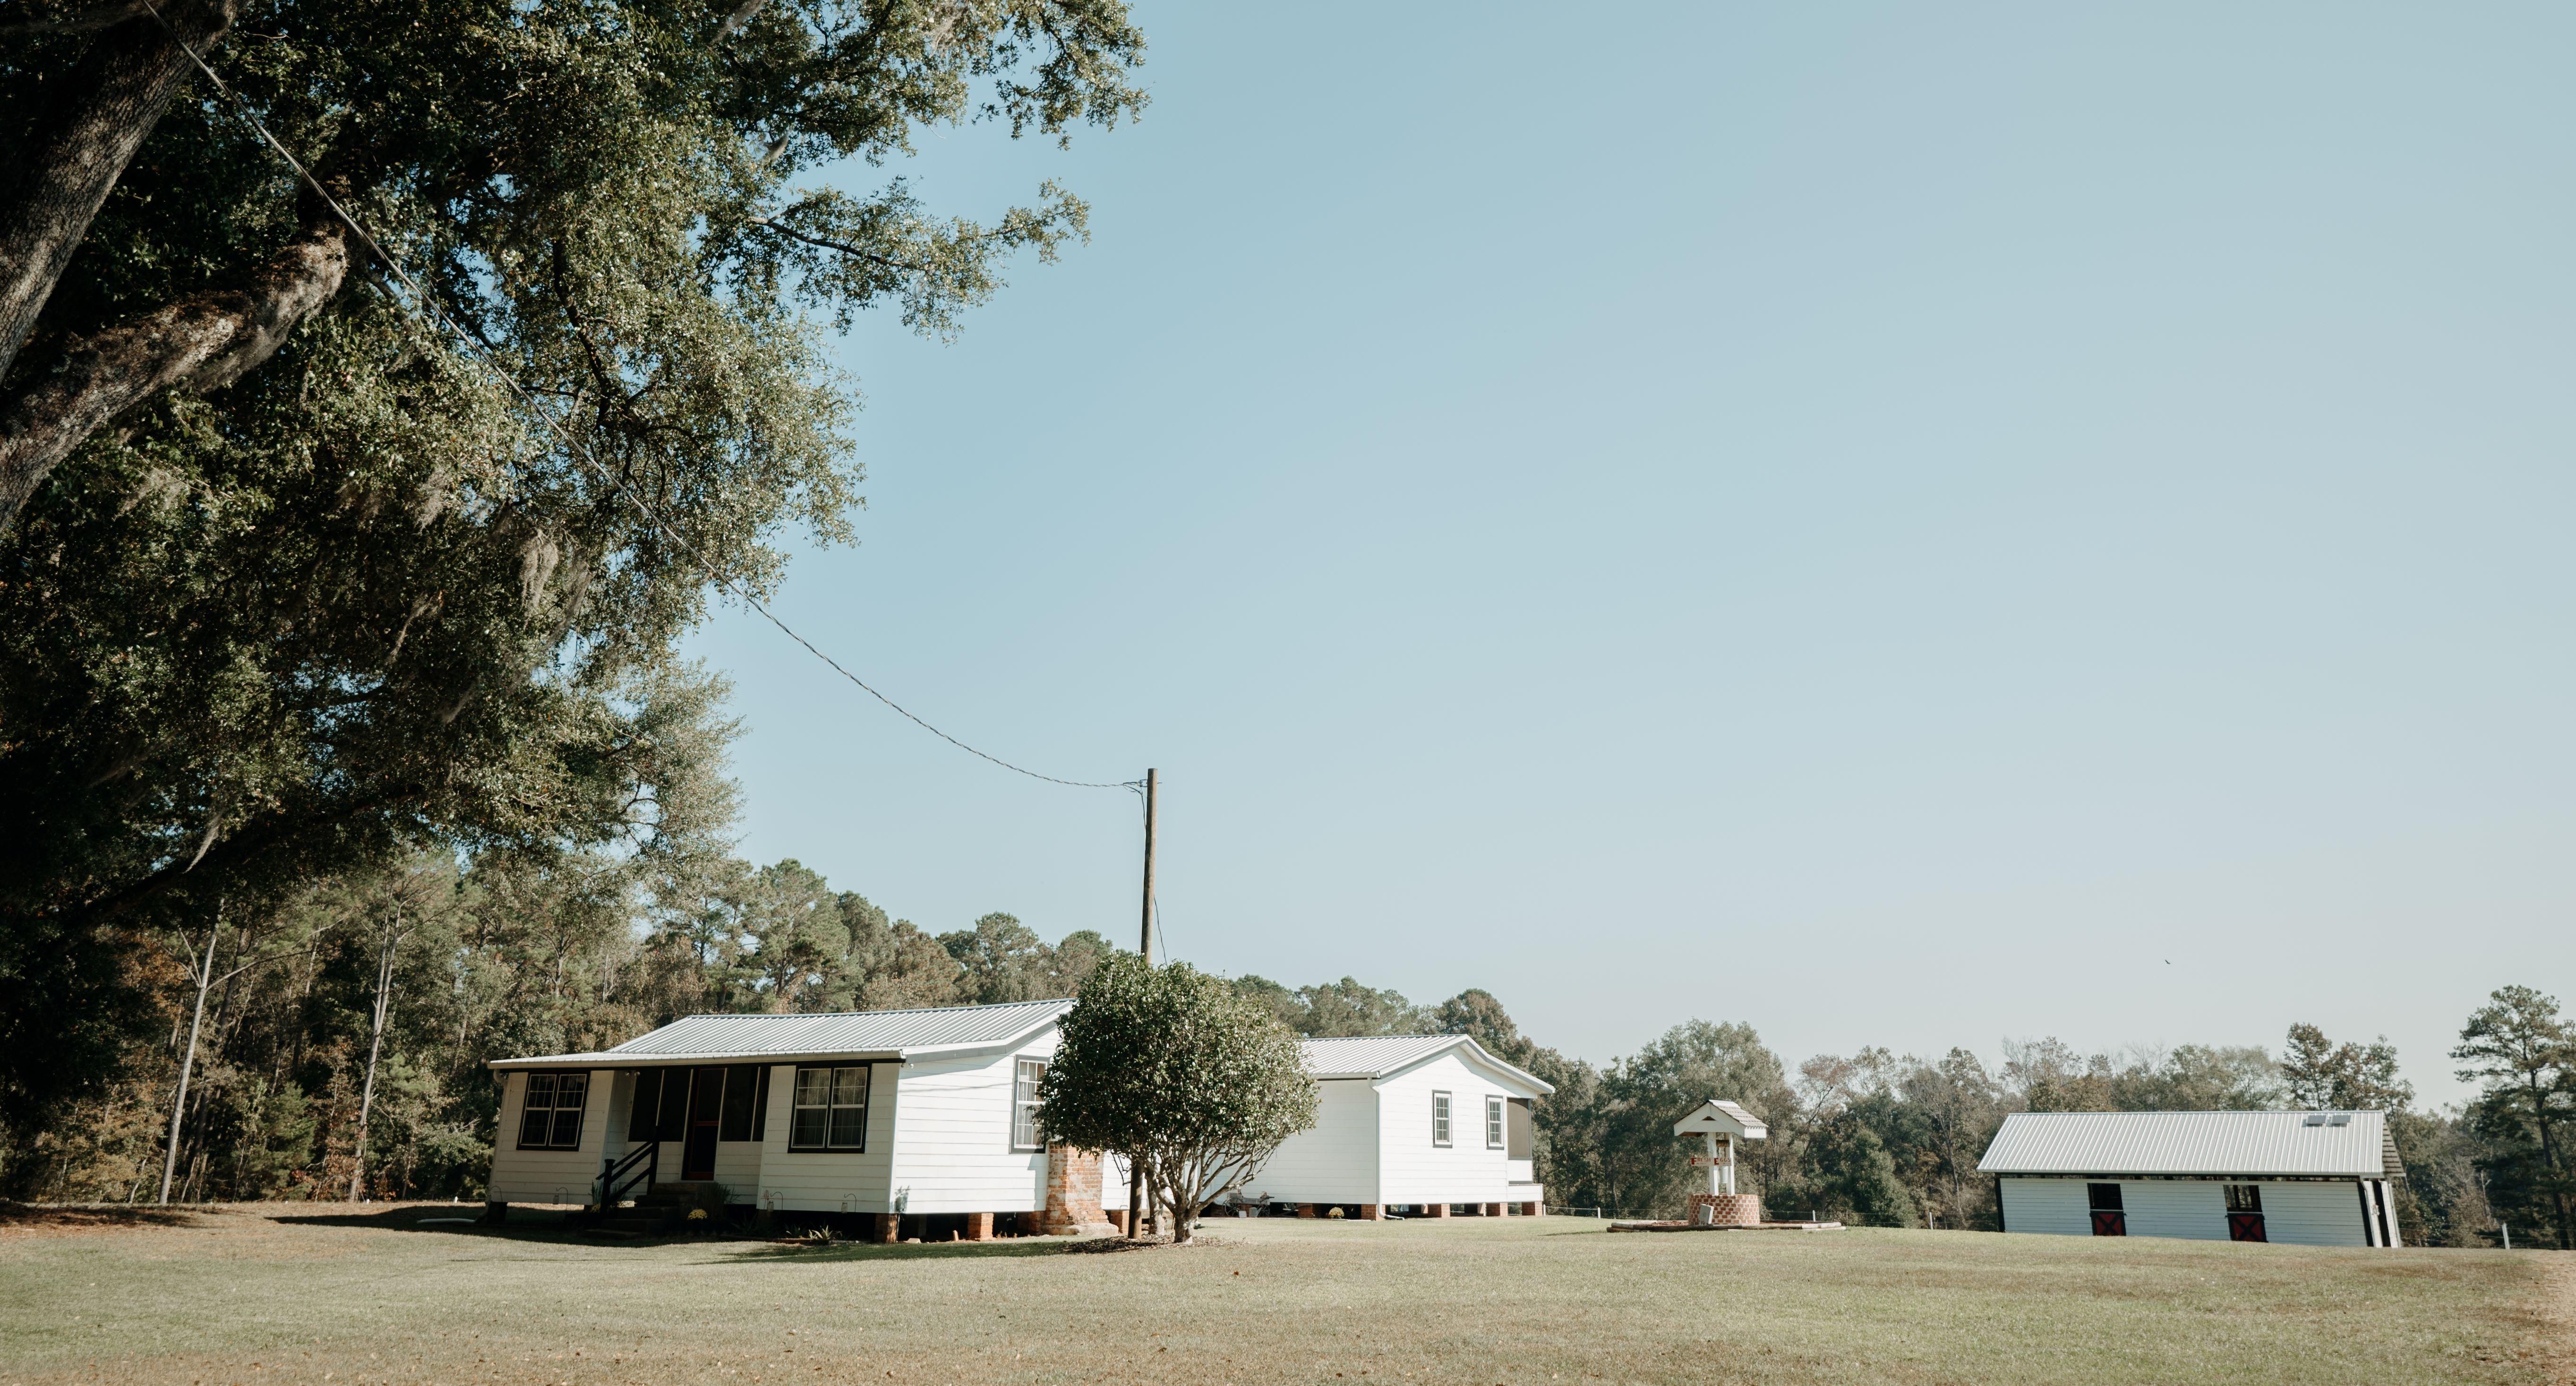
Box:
xmin=135 ymin=0 xmax=1135 ymax=793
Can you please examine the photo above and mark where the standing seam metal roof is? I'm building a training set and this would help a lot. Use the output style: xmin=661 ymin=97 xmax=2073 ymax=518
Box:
xmin=1977 ymin=1110 xmax=2398 ymax=1179
xmin=487 ymin=999 xmax=1071 ymax=1068
xmin=1300 ymin=1035 xmax=1556 ymax=1093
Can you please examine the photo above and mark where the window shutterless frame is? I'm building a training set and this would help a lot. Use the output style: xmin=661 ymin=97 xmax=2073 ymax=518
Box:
xmin=513 ymin=1070 xmax=589 ymax=1151
xmin=1431 ymin=1091 xmax=1452 ymax=1147
xmin=1485 ymin=1095 xmax=1506 ymax=1149
xmin=1012 ymin=1059 xmax=1047 ymax=1152
xmin=788 ymin=1064 xmax=871 ymax=1152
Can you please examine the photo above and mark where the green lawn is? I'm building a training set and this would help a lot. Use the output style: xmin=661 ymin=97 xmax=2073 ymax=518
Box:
xmin=0 ymin=1204 xmax=2561 ymax=1385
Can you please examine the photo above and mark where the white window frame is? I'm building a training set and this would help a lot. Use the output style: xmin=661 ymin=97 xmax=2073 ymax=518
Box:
xmin=789 ymin=1064 xmax=870 ymax=1152
xmin=1432 ymin=1090 xmax=1452 ymax=1147
xmin=1486 ymin=1095 xmax=1506 ymax=1149
xmin=1012 ymin=1059 xmax=1047 ymax=1152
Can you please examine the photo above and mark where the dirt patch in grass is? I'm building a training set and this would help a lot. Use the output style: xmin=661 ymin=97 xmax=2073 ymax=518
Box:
xmin=1065 ymin=1233 xmax=1238 ymax=1253
xmin=2542 ymin=1257 xmax=2576 ymax=1386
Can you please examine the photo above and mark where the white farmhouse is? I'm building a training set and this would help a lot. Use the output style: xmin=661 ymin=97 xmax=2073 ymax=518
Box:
xmin=484 ymin=1004 xmax=1553 ymax=1235
xmin=1978 ymin=1110 xmax=2405 ymax=1248
xmin=1241 ymin=1035 xmax=1553 ymax=1219
xmin=487 ymin=999 xmax=1107 ymax=1241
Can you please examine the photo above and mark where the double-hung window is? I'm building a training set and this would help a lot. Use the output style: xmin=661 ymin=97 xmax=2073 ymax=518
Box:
xmin=515 ymin=1072 xmax=588 ymax=1150
xmin=1431 ymin=1091 xmax=1452 ymax=1147
xmin=1486 ymin=1096 xmax=1506 ymax=1149
xmin=1012 ymin=1059 xmax=1047 ymax=1152
xmin=790 ymin=1065 xmax=870 ymax=1152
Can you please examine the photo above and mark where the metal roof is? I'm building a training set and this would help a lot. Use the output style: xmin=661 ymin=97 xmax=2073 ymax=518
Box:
xmin=1300 ymin=1035 xmax=1556 ymax=1094
xmin=488 ymin=999 xmax=1072 ymax=1070
xmin=1674 ymin=1099 xmax=1769 ymax=1140
xmin=1978 ymin=1110 xmax=2399 ymax=1179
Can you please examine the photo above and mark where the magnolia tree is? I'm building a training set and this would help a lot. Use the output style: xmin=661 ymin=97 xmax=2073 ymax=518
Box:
xmin=1039 ymin=954 xmax=1315 ymax=1244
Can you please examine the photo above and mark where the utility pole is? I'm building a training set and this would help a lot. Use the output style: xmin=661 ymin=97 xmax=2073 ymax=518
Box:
xmin=1138 ymin=767 xmax=1158 ymax=964
xmin=1128 ymin=767 xmax=1157 ymax=1240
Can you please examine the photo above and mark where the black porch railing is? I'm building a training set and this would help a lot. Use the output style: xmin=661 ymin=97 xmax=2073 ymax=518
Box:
xmin=596 ymin=1140 xmax=657 ymax=1207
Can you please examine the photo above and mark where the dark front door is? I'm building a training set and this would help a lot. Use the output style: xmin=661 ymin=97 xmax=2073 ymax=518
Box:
xmin=683 ymin=1066 xmax=725 ymax=1179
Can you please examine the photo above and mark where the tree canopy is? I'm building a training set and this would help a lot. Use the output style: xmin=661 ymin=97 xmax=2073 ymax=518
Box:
xmin=0 ymin=0 xmax=1143 ymax=1164
xmin=1041 ymin=955 xmax=1316 ymax=1243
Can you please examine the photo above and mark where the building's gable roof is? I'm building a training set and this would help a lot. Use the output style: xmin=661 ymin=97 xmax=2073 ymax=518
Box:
xmin=1673 ymin=1099 xmax=1768 ymax=1140
xmin=488 ymin=999 xmax=1072 ymax=1070
xmin=1978 ymin=1110 xmax=2398 ymax=1179
xmin=1300 ymin=1035 xmax=1556 ymax=1095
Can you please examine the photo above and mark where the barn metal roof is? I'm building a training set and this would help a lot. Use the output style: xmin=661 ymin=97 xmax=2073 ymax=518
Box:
xmin=487 ymin=999 xmax=1072 ymax=1069
xmin=1300 ymin=1035 xmax=1556 ymax=1094
xmin=1978 ymin=1110 xmax=2399 ymax=1179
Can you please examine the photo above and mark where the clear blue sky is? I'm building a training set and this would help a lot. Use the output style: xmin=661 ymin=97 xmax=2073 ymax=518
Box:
xmin=685 ymin=2 xmax=2576 ymax=1105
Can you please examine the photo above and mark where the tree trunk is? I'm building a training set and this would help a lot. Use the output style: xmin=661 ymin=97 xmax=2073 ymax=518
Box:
xmin=2531 ymin=1071 xmax=2573 ymax=1249
xmin=0 ymin=0 xmax=238 ymax=379
xmin=158 ymin=916 xmax=218 ymax=1205
xmin=346 ymin=934 xmax=395 ymax=1201
xmin=0 ymin=208 xmax=349 ymax=533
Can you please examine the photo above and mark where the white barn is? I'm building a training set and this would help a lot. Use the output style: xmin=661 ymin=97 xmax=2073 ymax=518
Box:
xmin=1978 ymin=1110 xmax=2405 ymax=1248
xmin=1242 ymin=1035 xmax=1553 ymax=1219
xmin=484 ymin=1005 xmax=1552 ymax=1236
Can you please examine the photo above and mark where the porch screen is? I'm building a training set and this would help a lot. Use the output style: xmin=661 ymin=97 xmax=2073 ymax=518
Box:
xmin=626 ymin=1069 xmax=662 ymax=1143
xmin=790 ymin=1065 xmax=869 ymax=1151
xmin=720 ymin=1064 xmax=761 ymax=1142
xmin=516 ymin=1072 xmax=588 ymax=1150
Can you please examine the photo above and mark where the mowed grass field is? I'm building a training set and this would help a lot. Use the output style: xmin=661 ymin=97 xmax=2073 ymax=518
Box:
xmin=0 ymin=1204 xmax=2566 ymax=1386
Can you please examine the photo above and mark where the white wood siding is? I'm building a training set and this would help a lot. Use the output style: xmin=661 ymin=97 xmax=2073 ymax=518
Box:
xmin=2001 ymin=1177 xmax=2371 ymax=1246
xmin=1374 ymin=1052 xmax=1524 ymax=1206
xmin=1242 ymin=1079 xmax=1378 ymax=1203
xmin=2260 ymin=1180 xmax=2370 ymax=1247
xmin=881 ymin=1034 xmax=1057 ymax=1214
xmin=712 ymin=1126 xmax=764 ymax=1201
xmin=753 ymin=1061 xmax=898 ymax=1214
xmin=487 ymin=1069 xmax=612 ymax=1204
xmin=2000 ymin=1177 xmax=2092 ymax=1235
xmin=2122 ymin=1179 xmax=2225 ymax=1239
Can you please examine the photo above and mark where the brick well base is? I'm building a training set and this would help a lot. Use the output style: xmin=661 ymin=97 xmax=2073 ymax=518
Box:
xmin=1686 ymin=1194 xmax=1762 ymax=1226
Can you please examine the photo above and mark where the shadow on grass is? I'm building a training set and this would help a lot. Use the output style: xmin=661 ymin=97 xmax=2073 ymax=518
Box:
xmin=0 ymin=1202 xmax=207 ymax=1233
xmin=270 ymin=1206 xmax=530 ymax=1233
xmin=730 ymin=1237 xmax=1097 ymax=1264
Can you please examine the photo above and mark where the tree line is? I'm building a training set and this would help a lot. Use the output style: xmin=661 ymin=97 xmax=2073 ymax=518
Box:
xmin=11 ymin=807 xmax=2569 ymax=1257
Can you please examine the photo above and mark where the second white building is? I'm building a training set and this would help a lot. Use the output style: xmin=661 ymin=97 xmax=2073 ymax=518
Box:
xmin=1979 ymin=1109 xmax=2405 ymax=1248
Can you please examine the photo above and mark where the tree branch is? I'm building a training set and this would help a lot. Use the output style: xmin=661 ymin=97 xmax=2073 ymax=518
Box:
xmin=750 ymin=220 xmax=925 ymax=275
xmin=0 ymin=207 xmax=348 ymax=531
xmin=0 ymin=0 xmax=240 ymax=379
xmin=0 ymin=0 xmax=152 ymax=36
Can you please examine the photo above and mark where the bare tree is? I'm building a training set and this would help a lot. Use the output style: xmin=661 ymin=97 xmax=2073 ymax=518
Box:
xmin=157 ymin=898 xmax=311 ymax=1204
xmin=345 ymin=867 xmax=448 ymax=1201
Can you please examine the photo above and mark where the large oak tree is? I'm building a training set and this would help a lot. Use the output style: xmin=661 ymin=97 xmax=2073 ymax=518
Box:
xmin=0 ymin=0 xmax=1144 ymax=1183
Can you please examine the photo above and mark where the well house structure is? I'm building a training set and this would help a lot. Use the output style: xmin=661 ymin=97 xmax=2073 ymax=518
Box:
xmin=1978 ymin=1109 xmax=2404 ymax=1247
